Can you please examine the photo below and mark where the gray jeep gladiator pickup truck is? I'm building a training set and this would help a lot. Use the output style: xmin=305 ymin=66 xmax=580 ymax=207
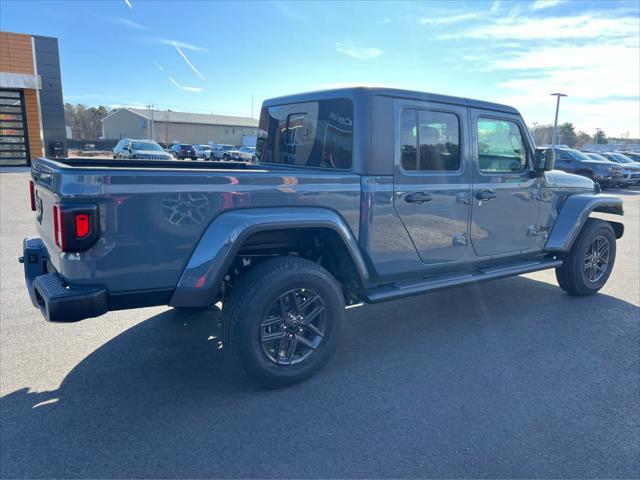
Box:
xmin=21 ymin=87 xmax=624 ymax=386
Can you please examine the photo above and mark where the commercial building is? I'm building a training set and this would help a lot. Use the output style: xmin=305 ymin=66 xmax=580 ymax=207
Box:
xmin=101 ymin=108 xmax=258 ymax=146
xmin=0 ymin=31 xmax=67 ymax=165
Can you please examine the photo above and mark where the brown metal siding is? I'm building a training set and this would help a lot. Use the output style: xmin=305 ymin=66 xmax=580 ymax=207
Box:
xmin=0 ymin=32 xmax=34 ymax=75
xmin=23 ymin=89 xmax=43 ymax=158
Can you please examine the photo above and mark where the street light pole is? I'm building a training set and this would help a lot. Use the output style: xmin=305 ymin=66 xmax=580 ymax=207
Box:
xmin=532 ymin=122 xmax=539 ymax=144
xmin=550 ymin=93 xmax=567 ymax=146
xmin=594 ymin=127 xmax=601 ymax=149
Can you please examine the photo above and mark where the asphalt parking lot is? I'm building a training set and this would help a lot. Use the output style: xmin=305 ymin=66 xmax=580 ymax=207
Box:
xmin=1 ymin=167 xmax=638 ymax=479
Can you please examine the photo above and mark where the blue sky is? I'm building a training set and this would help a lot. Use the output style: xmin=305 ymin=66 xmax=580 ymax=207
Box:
xmin=1 ymin=0 xmax=638 ymax=137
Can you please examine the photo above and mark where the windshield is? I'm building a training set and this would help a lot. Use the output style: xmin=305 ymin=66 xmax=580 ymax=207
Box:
xmin=565 ymin=149 xmax=591 ymax=161
xmin=586 ymin=153 xmax=609 ymax=161
xmin=222 ymin=145 xmax=234 ymax=150
xmin=611 ymin=153 xmax=633 ymax=163
xmin=132 ymin=141 xmax=163 ymax=151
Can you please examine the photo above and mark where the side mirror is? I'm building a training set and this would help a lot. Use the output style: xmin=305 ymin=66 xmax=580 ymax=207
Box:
xmin=534 ymin=147 xmax=555 ymax=172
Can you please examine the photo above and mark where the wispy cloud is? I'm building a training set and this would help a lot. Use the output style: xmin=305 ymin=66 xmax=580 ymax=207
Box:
xmin=167 ymin=76 xmax=182 ymax=90
xmin=152 ymin=38 xmax=207 ymax=52
xmin=273 ymin=1 xmax=307 ymax=22
xmin=123 ymin=0 xmax=132 ymax=9
xmin=167 ymin=76 xmax=203 ymax=93
xmin=376 ymin=17 xmax=392 ymax=25
xmin=531 ymin=0 xmax=564 ymax=10
xmin=173 ymin=42 xmax=205 ymax=80
xmin=153 ymin=62 xmax=164 ymax=71
xmin=420 ymin=12 xmax=481 ymax=25
xmin=335 ymin=41 xmax=383 ymax=60
xmin=437 ymin=14 xmax=639 ymax=40
xmin=490 ymin=0 xmax=501 ymax=13
xmin=110 ymin=17 xmax=146 ymax=30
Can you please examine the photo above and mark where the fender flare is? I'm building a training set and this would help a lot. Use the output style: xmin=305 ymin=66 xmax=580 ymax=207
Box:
xmin=169 ymin=207 xmax=368 ymax=308
xmin=544 ymin=194 xmax=623 ymax=252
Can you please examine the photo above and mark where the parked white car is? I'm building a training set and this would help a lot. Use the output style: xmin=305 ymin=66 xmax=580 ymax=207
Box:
xmin=238 ymin=146 xmax=256 ymax=162
xmin=212 ymin=144 xmax=241 ymax=161
xmin=194 ymin=144 xmax=215 ymax=160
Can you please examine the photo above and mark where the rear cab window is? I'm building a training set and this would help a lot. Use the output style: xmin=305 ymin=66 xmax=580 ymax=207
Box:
xmin=257 ymin=98 xmax=353 ymax=169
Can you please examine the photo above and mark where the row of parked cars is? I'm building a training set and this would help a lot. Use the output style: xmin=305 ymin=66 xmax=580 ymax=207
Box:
xmin=113 ymin=138 xmax=256 ymax=162
xmin=171 ymin=143 xmax=256 ymax=162
xmin=552 ymin=147 xmax=640 ymax=189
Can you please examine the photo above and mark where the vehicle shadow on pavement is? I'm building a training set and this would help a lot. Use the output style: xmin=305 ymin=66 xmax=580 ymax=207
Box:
xmin=1 ymin=277 xmax=639 ymax=478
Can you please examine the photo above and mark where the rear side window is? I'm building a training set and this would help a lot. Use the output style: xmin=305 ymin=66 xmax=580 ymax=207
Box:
xmin=477 ymin=118 xmax=528 ymax=173
xmin=401 ymin=109 xmax=460 ymax=171
xmin=257 ymin=98 xmax=353 ymax=169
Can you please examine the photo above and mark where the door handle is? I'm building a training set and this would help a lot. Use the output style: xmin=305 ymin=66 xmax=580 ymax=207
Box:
xmin=475 ymin=190 xmax=497 ymax=201
xmin=404 ymin=192 xmax=432 ymax=204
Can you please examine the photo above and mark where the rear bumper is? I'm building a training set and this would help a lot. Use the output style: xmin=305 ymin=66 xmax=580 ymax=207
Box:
xmin=20 ymin=237 xmax=107 ymax=322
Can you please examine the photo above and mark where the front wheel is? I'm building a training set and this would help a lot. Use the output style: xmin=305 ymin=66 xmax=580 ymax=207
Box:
xmin=222 ymin=256 xmax=344 ymax=387
xmin=555 ymin=218 xmax=616 ymax=296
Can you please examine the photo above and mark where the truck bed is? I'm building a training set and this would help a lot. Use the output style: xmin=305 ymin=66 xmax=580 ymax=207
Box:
xmin=30 ymin=156 xmax=361 ymax=296
xmin=44 ymin=157 xmax=253 ymax=170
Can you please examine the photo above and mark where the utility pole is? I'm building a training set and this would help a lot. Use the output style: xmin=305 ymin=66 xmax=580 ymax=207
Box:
xmin=146 ymin=104 xmax=156 ymax=140
xmin=594 ymin=127 xmax=601 ymax=149
xmin=251 ymin=92 xmax=254 ymax=119
xmin=550 ymin=93 xmax=567 ymax=146
xmin=532 ymin=122 xmax=539 ymax=144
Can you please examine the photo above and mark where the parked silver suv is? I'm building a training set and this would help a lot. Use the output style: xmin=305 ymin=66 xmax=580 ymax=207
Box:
xmin=114 ymin=139 xmax=172 ymax=160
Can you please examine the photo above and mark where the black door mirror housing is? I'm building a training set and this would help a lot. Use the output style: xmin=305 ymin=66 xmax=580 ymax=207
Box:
xmin=533 ymin=147 xmax=555 ymax=172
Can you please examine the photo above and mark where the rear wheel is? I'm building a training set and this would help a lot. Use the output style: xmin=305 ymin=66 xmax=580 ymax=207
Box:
xmin=555 ymin=218 xmax=616 ymax=296
xmin=222 ymin=256 xmax=344 ymax=387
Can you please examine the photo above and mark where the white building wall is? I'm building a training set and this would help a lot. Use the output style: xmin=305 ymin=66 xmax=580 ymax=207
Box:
xmin=154 ymin=122 xmax=257 ymax=146
xmin=101 ymin=110 xmax=147 ymax=140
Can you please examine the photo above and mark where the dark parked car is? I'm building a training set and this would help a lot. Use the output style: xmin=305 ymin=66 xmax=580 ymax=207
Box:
xmin=113 ymin=138 xmax=173 ymax=160
xmin=21 ymin=87 xmax=624 ymax=387
xmin=170 ymin=143 xmax=197 ymax=160
xmin=553 ymin=148 xmax=622 ymax=188
xmin=599 ymin=152 xmax=640 ymax=185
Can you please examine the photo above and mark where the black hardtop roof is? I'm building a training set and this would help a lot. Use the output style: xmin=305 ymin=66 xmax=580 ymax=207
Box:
xmin=263 ymin=86 xmax=520 ymax=115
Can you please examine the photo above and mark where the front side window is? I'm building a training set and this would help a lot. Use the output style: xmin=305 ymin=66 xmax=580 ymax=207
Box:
xmin=477 ymin=118 xmax=528 ymax=173
xmin=257 ymin=98 xmax=353 ymax=169
xmin=401 ymin=109 xmax=460 ymax=171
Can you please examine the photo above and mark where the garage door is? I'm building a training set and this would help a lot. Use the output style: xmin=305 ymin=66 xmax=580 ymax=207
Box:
xmin=0 ymin=89 xmax=29 ymax=166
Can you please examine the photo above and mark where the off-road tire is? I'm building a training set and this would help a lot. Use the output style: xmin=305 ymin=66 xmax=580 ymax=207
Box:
xmin=555 ymin=218 xmax=616 ymax=296
xmin=222 ymin=256 xmax=344 ymax=387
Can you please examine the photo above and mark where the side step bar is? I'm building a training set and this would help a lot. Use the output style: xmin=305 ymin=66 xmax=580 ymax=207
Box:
xmin=363 ymin=258 xmax=563 ymax=303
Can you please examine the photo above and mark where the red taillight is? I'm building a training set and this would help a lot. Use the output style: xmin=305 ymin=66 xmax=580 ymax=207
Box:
xmin=75 ymin=214 xmax=90 ymax=238
xmin=29 ymin=180 xmax=36 ymax=211
xmin=52 ymin=204 xmax=98 ymax=252
xmin=53 ymin=205 xmax=64 ymax=249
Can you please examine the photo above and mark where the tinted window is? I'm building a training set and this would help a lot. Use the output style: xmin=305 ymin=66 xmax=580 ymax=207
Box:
xmin=257 ymin=98 xmax=353 ymax=169
xmin=401 ymin=109 xmax=460 ymax=171
xmin=131 ymin=141 xmax=163 ymax=151
xmin=477 ymin=118 xmax=528 ymax=173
